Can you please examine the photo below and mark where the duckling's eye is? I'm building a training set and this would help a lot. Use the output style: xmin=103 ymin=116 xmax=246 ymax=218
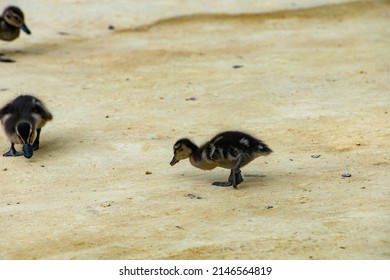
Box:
xmin=174 ymin=147 xmax=183 ymax=153
xmin=5 ymin=13 xmax=18 ymax=21
xmin=174 ymin=143 xmax=182 ymax=150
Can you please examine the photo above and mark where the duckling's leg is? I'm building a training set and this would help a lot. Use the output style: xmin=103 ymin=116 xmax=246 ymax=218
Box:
xmin=32 ymin=128 xmax=41 ymax=150
xmin=212 ymin=154 xmax=244 ymax=188
xmin=3 ymin=143 xmax=23 ymax=157
xmin=231 ymin=154 xmax=245 ymax=188
xmin=235 ymin=170 xmax=244 ymax=185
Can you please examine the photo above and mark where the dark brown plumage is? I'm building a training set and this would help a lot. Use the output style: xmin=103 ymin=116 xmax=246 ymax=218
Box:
xmin=0 ymin=95 xmax=52 ymax=158
xmin=170 ymin=131 xmax=272 ymax=188
xmin=0 ymin=6 xmax=31 ymax=42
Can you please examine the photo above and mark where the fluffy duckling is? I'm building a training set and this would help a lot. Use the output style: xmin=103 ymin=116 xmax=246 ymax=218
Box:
xmin=0 ymin=95 xmax=52 ymax=158
xmin=170 ymin=131 xmax=272 ymax=188
xmin=0 ymin=6 xmax=31 ymax=42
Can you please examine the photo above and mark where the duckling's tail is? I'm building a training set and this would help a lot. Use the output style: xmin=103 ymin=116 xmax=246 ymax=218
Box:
xmin=258 ymin=142 xmax=273 ymax=155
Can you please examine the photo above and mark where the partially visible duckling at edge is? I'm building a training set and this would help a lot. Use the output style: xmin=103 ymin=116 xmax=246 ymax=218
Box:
xmin=0 ymin=6 xmax=31 ymax=42
xmin=0 ymin=95 xmax=52 ymax=158
xmin=170 ymin=131 xmax=272 ymax=189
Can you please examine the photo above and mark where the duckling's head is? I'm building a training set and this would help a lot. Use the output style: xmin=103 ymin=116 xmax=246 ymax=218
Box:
xmin=16 ymin=121 xmax=34 ymax=158
xmin=2 ymin=6 xmax=31 ymax=34
xmin=170 ymin=138 xmax=197 ymax=166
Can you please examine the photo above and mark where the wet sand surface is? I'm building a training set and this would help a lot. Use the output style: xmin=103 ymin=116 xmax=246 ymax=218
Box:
xmin=0 ymin=0 xmax=389 ymax=259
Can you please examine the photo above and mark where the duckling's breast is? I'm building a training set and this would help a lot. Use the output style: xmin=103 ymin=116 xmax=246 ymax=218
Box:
xmin=189 ymin=155 xmax=217 ymax=170
xmin=0 ymin=20 xmax=20 ymax=41
xmin=214 ymin=152 xmax=259 ymax=169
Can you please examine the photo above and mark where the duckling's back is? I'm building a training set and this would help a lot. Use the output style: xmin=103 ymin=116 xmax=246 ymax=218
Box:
xmin=202 ymin=131 xmax=272 ymax=169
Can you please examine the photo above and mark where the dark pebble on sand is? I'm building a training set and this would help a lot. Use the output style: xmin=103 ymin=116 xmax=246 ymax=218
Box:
xmin=0 ymin=57 xmax=15 ymax=63
xmin=186 ymin=194 xmax=202 ymax=199
xmin=342 ymin=172 xmax=351 ymax=177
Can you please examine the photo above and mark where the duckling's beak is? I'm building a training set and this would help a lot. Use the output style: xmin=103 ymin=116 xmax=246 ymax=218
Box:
xmin=22 ymin=144 xmax=33 ymax=158
xmin=20 ymin=23 xmax=31 ymax=35
xmin=170 ymin=156 xmax=179 ymax=166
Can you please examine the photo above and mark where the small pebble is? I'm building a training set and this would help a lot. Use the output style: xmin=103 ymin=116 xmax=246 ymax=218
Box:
xmin=342 ymin=172 xmax=351 ymax=177
xmin=265 ymin=205 xmax=273 ymax=209
xmin=145 ymin=171 xmax=152 ymax=175
xmin=0 ymin=57 xmax=15 ymax=63
xmin=108 ymin=25 xmax=115 ymax=30
xmin=311 ymin=154 xmax=321 ymax=158
xmin=101 ymin=201 xmax=113 ymax=207
xmin=185 ymin=97 xmax=196 ymax=101
xmin=233 ymin=65 xmax=243 ymax=69
xmin=186 ymin=193 xmax=202 ymax=199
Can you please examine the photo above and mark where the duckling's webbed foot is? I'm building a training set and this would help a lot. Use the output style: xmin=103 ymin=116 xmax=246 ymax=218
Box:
xmin=3 ymin=143 xmax=23 ymax=157
xmin=212 ymin=169 xmax=243 ymax=188
xmin=212 ymin=180 xmax=233 ymax=187
xmin=212 ymin=170 xmax=234 ymax=186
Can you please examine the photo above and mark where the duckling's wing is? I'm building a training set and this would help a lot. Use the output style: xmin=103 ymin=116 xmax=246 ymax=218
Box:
xmin=33 ymin=102 xmax=53 ymax=120
xmin=203 ymin=135 xmax=241 ymax=162
xmin=210 ymin=131 xmax=272 ymax=156
xmin=0 ymin=103 xmax=13 ymax=119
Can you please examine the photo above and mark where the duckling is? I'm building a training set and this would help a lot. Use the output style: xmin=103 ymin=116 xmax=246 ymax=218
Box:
xmin=0 ymin=95 xmax=52 ymax=158
xmin=170 ymin=131 xmax=272 ymax=188
xmin=0 ymin=6 xmax=31 ymax=42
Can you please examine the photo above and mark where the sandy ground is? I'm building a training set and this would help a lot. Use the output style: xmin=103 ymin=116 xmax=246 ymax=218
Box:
xmin=0 ymin=0 xmax=389 ymax=259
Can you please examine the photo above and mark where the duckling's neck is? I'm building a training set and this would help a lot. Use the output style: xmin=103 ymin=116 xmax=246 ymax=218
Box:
xmin=190 ymin=147 xmax=216 ymax=170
